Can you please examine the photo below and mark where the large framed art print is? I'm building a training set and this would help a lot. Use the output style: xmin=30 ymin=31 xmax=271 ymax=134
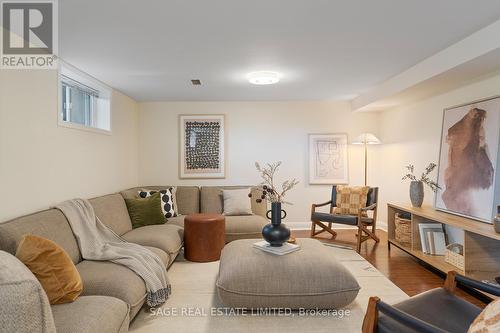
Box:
xmin=179 ymin=114 xmax=225 ymax=179
xmin=308 ymin=133 xmax=349 ymax=184
xmin=435 ymin=96 xmax=500 ymax=223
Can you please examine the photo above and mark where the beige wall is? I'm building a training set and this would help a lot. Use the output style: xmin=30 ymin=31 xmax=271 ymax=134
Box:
xmin=0 ymin=70 xmax=140 ymax=222
xmin=373 ymin=72 xmax=500 ymax=235
xmin=3 ymin=67 xmax=498 ymax=229
xmin=138 ymin=101 xmax=379 ymax=226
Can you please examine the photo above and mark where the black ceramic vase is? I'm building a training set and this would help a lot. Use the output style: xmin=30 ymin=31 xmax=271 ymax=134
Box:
xmin=262 ymin=202 xmax=290 ymax=247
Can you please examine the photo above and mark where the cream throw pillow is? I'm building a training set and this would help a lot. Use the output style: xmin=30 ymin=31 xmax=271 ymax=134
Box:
xmin=223 ymin=188 xmax=253 ymax=216
xmin=468 ymin=298 xmax=500 ymax=333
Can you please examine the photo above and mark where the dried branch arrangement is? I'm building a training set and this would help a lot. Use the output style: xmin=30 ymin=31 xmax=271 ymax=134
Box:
xmin=402 ymin=163 xmax=441 ymax=192
xmin=250 ymin=161 xmax=299 ymax=204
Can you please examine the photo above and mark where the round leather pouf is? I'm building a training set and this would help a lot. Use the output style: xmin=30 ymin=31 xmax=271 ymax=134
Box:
xmin=184 ymin=213 xmax=225 ymax=262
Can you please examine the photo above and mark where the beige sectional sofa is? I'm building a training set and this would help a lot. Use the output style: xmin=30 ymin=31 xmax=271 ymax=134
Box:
xmin=121 ymin=185 xmax=268 ymax=242
xmin=0 ymin=185 xmax=267 ymax=333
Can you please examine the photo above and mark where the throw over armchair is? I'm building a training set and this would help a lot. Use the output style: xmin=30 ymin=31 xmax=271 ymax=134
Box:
xmin=310 ymin=185 xmax=379 ymax=252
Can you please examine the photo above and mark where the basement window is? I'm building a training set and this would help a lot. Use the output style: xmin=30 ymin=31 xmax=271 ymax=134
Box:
xmin=59 ymin=63 xmax=112 ymax=133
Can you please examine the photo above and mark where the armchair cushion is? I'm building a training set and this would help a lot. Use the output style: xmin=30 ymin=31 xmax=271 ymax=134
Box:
xmin=334 ymin=185 xmax=370 ymax=215
xmin=311 ymin=212 xmax=373 ymax=226
xmin=378 ymin=288 xmax=481 ymax=333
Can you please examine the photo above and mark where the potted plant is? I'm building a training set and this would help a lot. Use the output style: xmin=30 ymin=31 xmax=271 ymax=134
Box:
xmin=402 ymin=163 xmax=440 ymax=207
xmin=250 ymin=161 xmax=299 ymax=246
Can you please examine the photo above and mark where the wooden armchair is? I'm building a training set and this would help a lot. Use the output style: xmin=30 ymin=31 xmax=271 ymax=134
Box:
xmin=362 ymin=271 xmax=500 ymax=333
xmin=310 ymin=185 xmax=379 ymax=252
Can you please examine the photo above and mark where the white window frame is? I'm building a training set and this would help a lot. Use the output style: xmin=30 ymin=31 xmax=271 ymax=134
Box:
xmin=58 ymin=61 xmax=112 ymax=135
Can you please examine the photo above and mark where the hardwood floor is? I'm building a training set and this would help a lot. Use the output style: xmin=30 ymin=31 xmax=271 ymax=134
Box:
xmin=292 ymin=228 xmax=486 ymax=308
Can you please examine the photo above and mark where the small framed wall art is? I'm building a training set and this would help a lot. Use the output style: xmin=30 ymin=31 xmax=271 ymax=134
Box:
xmin=309 ymin=133 xmax=349 ymax=184
xmin=179 ymin=114 xmax=225 ymax=178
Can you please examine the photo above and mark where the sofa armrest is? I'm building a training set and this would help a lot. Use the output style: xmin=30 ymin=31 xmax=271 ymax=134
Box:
xmin=0 ymin=251 xmax=56 ymax=333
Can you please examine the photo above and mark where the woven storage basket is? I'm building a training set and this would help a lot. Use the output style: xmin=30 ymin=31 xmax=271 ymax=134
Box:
xmin=395 ymin=213 xmax=411 ymax=246
xmin=445 ymin=243 xmax=464 ymax=271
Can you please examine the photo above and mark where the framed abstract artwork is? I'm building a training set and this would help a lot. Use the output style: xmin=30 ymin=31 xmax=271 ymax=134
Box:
xmin=179 ymin=114 xmax=225 ymax=178
xmin=309 ymin=133 xmax=349 ymax=184
xmin=435 ymin=96 xmax=500 ymax=223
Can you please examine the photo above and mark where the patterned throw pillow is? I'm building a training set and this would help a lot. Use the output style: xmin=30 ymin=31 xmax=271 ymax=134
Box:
xmin=138 ymin=187 xmax=178 ymax=218
xmin=335 ymin=185 xmax=370 ymax=215
xmin=468 ymin=298 xmax=500 ymax=333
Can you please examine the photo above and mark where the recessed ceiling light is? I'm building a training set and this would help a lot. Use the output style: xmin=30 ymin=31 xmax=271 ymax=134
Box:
xmin=191 ymin=79 xmax=201 ymax=85
xmin=248 ymin=71 xmax=280 ymax=85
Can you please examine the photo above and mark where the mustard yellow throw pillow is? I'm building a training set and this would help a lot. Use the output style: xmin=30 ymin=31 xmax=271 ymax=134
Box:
xmin=335 ymin=185 xmax=370 ymax=215
xmin=15 ymin=234 xmax=83 ymax=304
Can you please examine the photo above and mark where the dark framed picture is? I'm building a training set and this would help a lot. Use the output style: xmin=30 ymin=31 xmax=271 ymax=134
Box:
xmin=435 ymin=96 xmax=500 ymax=223
xmin=179 ymin=114 xmax=225 ymax=178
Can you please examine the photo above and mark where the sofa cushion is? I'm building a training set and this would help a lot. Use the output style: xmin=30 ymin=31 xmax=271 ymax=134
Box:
xmin=76 ymin=260 xmax=146 ymax=319
xmin=201 ymin=186 xmax=267 ymax=217
xmin=225 ymin=215 xmax=268 ymax=242
xmin=0 ymin=251 xmax=56 ymax=333
xmin=121 ymin=186 xmax=200 ymax=215
xmin=121 ymin=224 xmax=184 ymax=266
xmin=216 ymin=238 xmax=360 ymax=309
xmin=167 ymin=215 xmax=185 ymax=228
xmin=0 ymin=209 xmax=81 ymax=264
xmin=52 ymin=295 xmax=129 ymax=333
xmin=175 ymin=186 xmax=200 ymax=215
xmin=89 ymin=193 xmax=133 ymax=236
xmin=168 ymin=215 xmax=266 ymax=243
xmin=144 ymin=246 xmax=170 ymax=266
xmin=15 ymin=235 xmax=83 ymax=305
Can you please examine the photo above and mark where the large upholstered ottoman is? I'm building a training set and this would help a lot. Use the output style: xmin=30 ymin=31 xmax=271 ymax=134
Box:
xmin=216 ymin=238 xmax=360 ymax=309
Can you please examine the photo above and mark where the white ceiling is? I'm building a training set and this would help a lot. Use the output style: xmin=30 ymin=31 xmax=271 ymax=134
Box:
xmin=59 ymin=1 xmax=500 ymax=102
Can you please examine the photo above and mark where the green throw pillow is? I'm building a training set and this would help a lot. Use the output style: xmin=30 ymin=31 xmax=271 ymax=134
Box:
xmin=125 ymin=192 xmax=166 ymax=229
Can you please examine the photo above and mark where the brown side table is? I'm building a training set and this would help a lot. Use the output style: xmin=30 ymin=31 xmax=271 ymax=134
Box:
xmin=184 ymin=213 xmax=225 ymax=262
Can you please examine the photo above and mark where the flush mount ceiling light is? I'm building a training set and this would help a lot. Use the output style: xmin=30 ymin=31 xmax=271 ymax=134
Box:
xmin=247 ymin=71 xmax=280 ymax=85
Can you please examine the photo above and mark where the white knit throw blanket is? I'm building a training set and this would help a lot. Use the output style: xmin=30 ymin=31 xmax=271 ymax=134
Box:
xmin=56 ymin=199 xmax=171 ymax=307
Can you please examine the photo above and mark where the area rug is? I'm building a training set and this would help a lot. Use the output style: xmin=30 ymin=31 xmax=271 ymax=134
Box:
xmin=129 ymin=242 xmax=408 ymax=333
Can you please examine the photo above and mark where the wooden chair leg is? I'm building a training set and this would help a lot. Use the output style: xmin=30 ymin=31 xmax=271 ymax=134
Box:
xmin=310 ymin=221 xmax=316 ymax=238
xmin=356 ymin=224 xmax=380 ymax=252
xmin=310 ymin=221 xmax=337 ymax=239
xmin=356 ymin=226 xmax=364 ymax=253
xmin=361 ymin=225 xmax=380 ymax=243
xmin=362 ymin=297 xmax=380 ymax=333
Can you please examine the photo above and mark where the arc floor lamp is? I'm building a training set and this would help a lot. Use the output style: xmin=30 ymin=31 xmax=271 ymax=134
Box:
xmin=352 ymin=133 xmax=381 ymax=186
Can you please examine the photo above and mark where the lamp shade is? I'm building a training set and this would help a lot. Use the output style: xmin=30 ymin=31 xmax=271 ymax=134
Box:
xmin=352 ymin=133 xmax=381 ymax=145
